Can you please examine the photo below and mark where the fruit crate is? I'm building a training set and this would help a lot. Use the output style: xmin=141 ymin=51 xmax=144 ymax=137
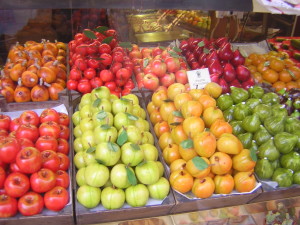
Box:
xmin=71 ymin=91 xmax=176 ymax=225
xmin=0 ymin=95 xmax=74 ymax=225
xmin=142 ymin=91 xmax=263 ymax=215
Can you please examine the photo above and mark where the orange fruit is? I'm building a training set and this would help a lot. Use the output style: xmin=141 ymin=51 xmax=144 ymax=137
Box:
xmin=262 ymin=69 xmax=279 ymax=84
xmin=210 ymin=152 xmax=232 ymax=175
xmin=170 ymin=170 xmax=194 ymax=193
xmin=252 ymin=72 xmax=263 ymax=83
xmin=269 ymin=58 xmax=284 ymax=72
xmin=289 ymin=66 xmax=300 ymax=81
xmin=256 ymin=62 xmax=269 ymax=73
xmin=234 ymin=171 xmax=256 ymax=193
xmin=214 ymin=174 xmax=234 ymax=194
xmin=163 ymin=144 xmax=181 ymax=165
xmin=283 ymin=58 xmax=295 ymax=68
xmin=286 ymin=81 xmax=298 ymax=91
xmin=279 ymin=69 xmax=292 ymax=83
xmin=273 ymin=81 xmax=286 ymax=92
xmin=198 ymin=95 xmax=216 ymax=110
xmin=192 ymin=177 xmax=215 ymax=198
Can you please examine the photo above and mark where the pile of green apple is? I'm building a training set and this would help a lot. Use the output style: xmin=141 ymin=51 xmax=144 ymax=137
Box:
xmin=72 ymin=86 xmax=170 ymax=209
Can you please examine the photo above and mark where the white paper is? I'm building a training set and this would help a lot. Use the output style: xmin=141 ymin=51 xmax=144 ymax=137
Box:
xmin=187 ymin=68 xmax=211 ymax=90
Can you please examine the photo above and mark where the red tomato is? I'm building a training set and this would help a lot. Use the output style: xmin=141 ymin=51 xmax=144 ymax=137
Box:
xmin=69 ymin=68 xmax=82 ymax=81
xmin=98 ymin=43 xmax=111 ymax=54
xmin=74 ymin=58 xmax=87 ymax=71
xmin=18 ymin=192 xmax=44 ymax=216
xmin=59 ymin=125 xmax=70 ymax=140
xmin=39 ymin=121 xmax=61 ymax=139
xmin=0 ymin=129 xmax=8 ymax=137
xmin=67 ymin=80 xmax=78 ymax=91
xmin=116 ymin=68 xmax=131 ymax=80
xmin=55 ymin=170 xmax=69 ymax=188
xmin=18 ymin=138 xmax=34 ymax=150
xmin=4 ymin=172 xmax=30 ymax=198
xmin=89 ymin=77 xmax=103 ymax=89
xmin=58 ymin=112 xmax=70 ymax=126
xmin=40 ymin=109 xmax=60 ymax=124
xmin=0 ymin=114 xmax=11 ymax=131
xmin=0 ymin=166 xmax=5 ymax=188
xmin=0 ymin=194 xmax=18 ymax=218
xmin=0 ymin=137 xmax=20 ymax=163
xmin=9 ymin=163 xmax=21 ymax=173
xmin=19 ymin=110 xmax=39 ymax=127
xmin=16 ymin=147 xmax=42 ymax=174
xmin=57 ymin=153 xmax=70 ymax=171
xmin=77 ymin=80 xmax=92 ymax=94
xmin=104 ymin=81 xmax=117 ymax=91
xmin=99 ymin=69 xmax=114 ymax=82
xmin=41 ymin=150 xmax=60 ymax=172
xmin=83 ymin=68 xmax=96 ymax=79
xmin=30 ymin=168 xmax=56 ymax=193
xmin=87 ymin=58 xmax=100 ymax=69
xmin=99 ymin=53 xmax=112 ymax=66
xmin=56 ymin=138 xmax=69 ymax=155
xmin=44 ymin=186 xmax=69 ymax=211
xmin=16 ymin=124 xmax=39 ymax=143
xmin=35 ymin=135 xmax=58 ymax=152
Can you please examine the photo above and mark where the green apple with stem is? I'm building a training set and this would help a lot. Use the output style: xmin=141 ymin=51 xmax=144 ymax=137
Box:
xmin=95 ymin=142 xmax=121 ymax=166
xmin=74 ymin=125 xmax=83 ymax=138
xmin=72 ymin=111 xmax=81 ymax=126
xmin=140 ymin=131 xmax=154 ymax=145
xmin=135 ymin=161 xmax=160 ymax=185
xmin=84 ymin=162 xmax=110 ymax=187
xmin=79 ymin=104 xmax=93 ymax=118
xmin=91 ymin=86 xmax=111 ymax=101
xmin=113 ymin=112 xmax=136 ymax=130
xmin=77 ymin=184 xmax=101 ymax=208
xmin=76 ymin=167 xmax=86 ymax=186
xmin=122 ymin=94 xmax=139 ymax=105
xmin=134 ymin=118 xmax=149 ymax=132
xmin=121 ymin=143 xmax=144 ymax=166
xmin=92 ymin=111 xmax=114 ymax=127
xmin=125 ymin=184 xmax=149 ymax=207
xmin=74 ymin=150 xmax=96 ymax=169
xmin=101 ymin=186 xmax=125 ymax=209
xmin=118 ymin=125 xmax=142 ymax=144
xmin=140 ymin=143 xmax=158 ymax=161
xmin=81 ymin=130 xmax=96 ymax=150
xmin=74 ymin=137 xmax=84 ymax=153
xmin=109 ymin=94 xmax=119 ymax=103
xmin=80 ymin=117 xmax=94 ymax=132
xmin=91 ymin=98 xmax=112 ymax=113
xmin=112 ymin=98 xmax=133 ymax=115
xmin=110 ymin=163 xmax=135 ymax=189
xmin=94 ymin=125 xmax=118 ymax=144
xmin=147 ymin=177 xmax=170 ymax=200
xmin=79 ymin=93 xmax=92 ymax=109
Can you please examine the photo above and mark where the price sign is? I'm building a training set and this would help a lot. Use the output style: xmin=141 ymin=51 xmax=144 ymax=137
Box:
xmin=187 ymin=68 xmax=211 ymax=89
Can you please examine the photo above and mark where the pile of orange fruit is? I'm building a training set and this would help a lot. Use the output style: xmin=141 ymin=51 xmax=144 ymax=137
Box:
xmin=245 ymin=51 xmax=300 ymax=91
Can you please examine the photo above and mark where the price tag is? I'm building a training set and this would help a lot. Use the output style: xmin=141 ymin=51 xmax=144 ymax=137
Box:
xmin=187 ymin=68 xmax=211 ymax=89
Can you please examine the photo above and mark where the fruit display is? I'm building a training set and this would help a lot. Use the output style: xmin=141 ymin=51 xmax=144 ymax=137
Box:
xmin=245 ymin=51 xmax=300 ymax=91
xmin=146 ymin=82 xmax=258 ymax=199
xmin=0 ymin=40 xmax=67 ymax=103
xmin=216 ymin=85 xmax=300 ymax=187
xmin=129 ymin=45 xmax=189 ymax=91
xmin=0 ymin=108 xmax=71 ymax=217
xmin=174 ymin=10 xmax=211 ymax=30
xmin=67 ymin=27 xmax=135 ymax=96
xmin=72 ymin=86 xmax=170 ymax=209
xmin=179 ymin=37 xmax=254 ymax=93
xmin=268 ymin=37 xmax=300 ymax=63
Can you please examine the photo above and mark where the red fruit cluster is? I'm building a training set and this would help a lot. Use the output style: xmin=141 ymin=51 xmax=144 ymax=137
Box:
xmin=67 ymin=27 xmax=135 ymax=96
xmin=180 ymin=37 xmax=254 ymax=93
xmin=0 ymin=109 xmax=70 ymax=218
xmin=129 ymin=46 xmax=189 ymax=91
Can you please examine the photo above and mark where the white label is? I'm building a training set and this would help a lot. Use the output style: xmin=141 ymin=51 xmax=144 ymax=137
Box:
xmin=187 ymin=68 xmax=211 ymax=89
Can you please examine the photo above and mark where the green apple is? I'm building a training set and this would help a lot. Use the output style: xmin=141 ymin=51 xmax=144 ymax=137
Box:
xmin=79 ymin=104 xmax=93 ymax=118
xmin=95 ymin=142 xmax=121 ymax=166
xmin=113 ymin=112 xmax=135 ymax=130
xmin=147 ymin=177 xmax=170 ymax=200
xmin=84 ymin=162 xmax=110 ymax=187
xmin=76 ymin=167 xmax=86 ymax=186
xmin=140 ymin=131 xmax=154 ymax=145
xmin=79 ymin=93 xmax=92 ymax=110
xmin=135 ymin=161 xmax=160 ymax=185
xmin=80 ymin=117 xmax=94 ymax=132
xmin=112 ymin=98 xmax=133 ymax=115
xmin=81 ymin=130 xmax=96 ymax=150
xmin=132 ymin=105 xmax=143 ymax=118
xmin=77 ymin=185 xmax=101 ymax=208
xmin=91 ymin=98 xmax=112 ymax=113
xmin=118 ymin=125 xmax=142 ymax=144
xmin=72 ymin=111 xmax=81 ymax=126
xmin=140 ymin=143 xmax=158 ymax=161
xmin=91 ymin=86 xmax=111 ymax=101
xmin=74 ymin=151 xmax=96 ymax=169
xmin=125 ymin=184 xmax=149 ymax=207
xmin=74 ymin=137 xmax=84 ymax=152
xmin=110 ymin=164 xmax=135 ymax=189
xmin=74 ymin=125 xmax=83 ymax=138
xmin=109 ymin=94 xmax=119 ymax=103
xmin=156 ymin=161 xmax=164 ymax=177
xmin=134 ymin=118 xmax=149 ymax=132
xmin=122 ymin=94 xmax=139 ymax=105
xmin=92 ymin=111 xmax=114 ymax=127
xmin=121 ymin=142 xmax=144 ymax=166
xmin=140 ymin=108 xmax=146 ymax=120
xmin=101 ymin=186 xmax=125 ymax=210
xmin=94 ymin=125 xmax=118 ymax=144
